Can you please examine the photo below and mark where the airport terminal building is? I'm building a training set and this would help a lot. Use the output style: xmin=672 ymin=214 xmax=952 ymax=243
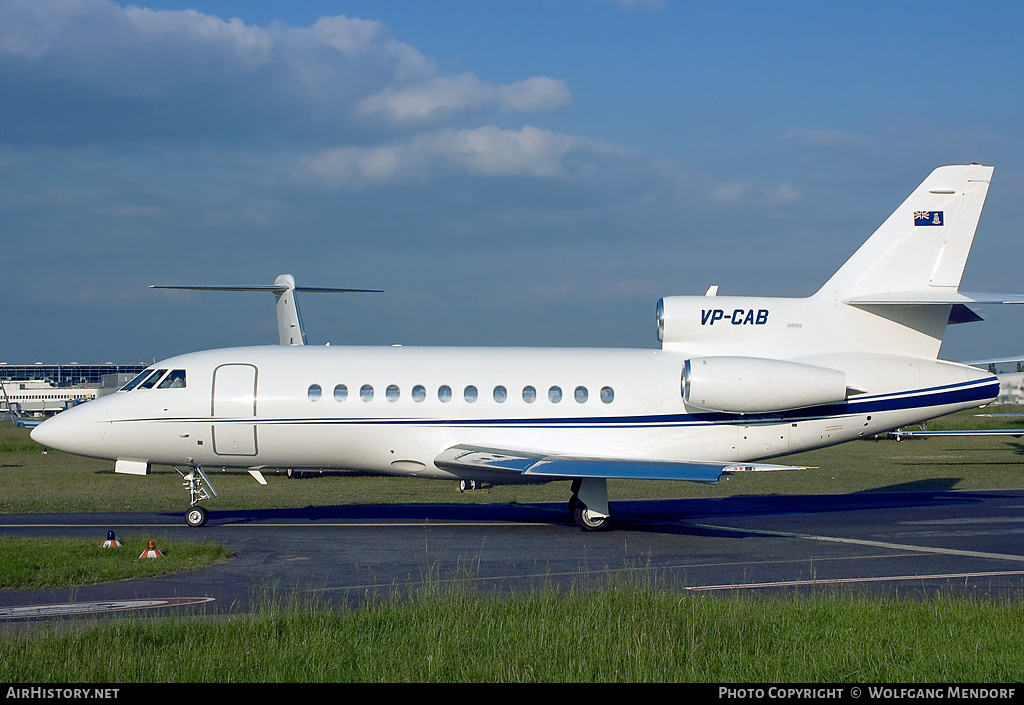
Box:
xmin=1 ymin=362 xmax=147 ymax=418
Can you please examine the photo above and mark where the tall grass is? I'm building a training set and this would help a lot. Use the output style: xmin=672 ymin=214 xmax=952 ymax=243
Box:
xmin=2 ymin=583 xmax=1023 ymax=682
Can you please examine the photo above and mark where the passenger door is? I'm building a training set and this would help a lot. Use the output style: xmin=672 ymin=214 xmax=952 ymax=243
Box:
xmin=212 ymin=364 xmax=258 ymax=456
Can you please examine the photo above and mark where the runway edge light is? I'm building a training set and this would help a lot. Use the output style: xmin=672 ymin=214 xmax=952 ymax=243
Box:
xmin=139 ymin=539 xmax=163 ymax=558
xmin=101 ymin=531 xmax=122 ymax=548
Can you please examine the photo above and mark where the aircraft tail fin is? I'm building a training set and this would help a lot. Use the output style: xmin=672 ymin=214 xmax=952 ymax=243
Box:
xmin=804 ymin=164 xmax=1020 ymax=358
xmin=817 ymin=164 xmax=994 ymax=302
xmin=150 ymin=276 xmax=382 ymax=345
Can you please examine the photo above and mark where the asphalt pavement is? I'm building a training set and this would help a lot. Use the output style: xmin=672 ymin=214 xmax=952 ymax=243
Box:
xmin=3 ymin=488 xmax=1024 ymax=621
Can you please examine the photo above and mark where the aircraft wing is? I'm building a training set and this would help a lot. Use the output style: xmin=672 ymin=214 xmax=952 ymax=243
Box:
xmin=434 ymin=445 xmax=807 ymax=483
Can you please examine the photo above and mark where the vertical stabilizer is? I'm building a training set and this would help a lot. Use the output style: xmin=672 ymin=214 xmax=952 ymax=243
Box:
xmin=805 ymin=164 xmax=996 ymax=359
xmin=817 ymin=164 xmax=993 ymax=301
xmin=660 ymin=166 xmax=1003 ymax=361
xmin=272 ymin=275 xmax=306 ymax=345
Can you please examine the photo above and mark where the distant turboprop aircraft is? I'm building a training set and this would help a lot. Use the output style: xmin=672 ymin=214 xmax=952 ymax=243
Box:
xmin=31 ymin=164 xmax=1024 ymax=530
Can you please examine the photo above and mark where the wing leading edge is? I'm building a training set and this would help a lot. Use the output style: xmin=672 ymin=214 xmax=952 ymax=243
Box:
xmin=434 ymin=445 xmax=808 ymax=483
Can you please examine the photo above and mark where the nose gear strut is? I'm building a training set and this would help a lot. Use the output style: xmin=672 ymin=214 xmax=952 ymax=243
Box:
xmin=175 ymin=465 xmax=216 ymax=527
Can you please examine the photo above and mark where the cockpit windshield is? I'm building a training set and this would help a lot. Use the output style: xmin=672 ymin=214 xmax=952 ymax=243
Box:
xmin=120 ymin=370 xmax=152 ymax=392
xmin=119 ymin=368 xmax=187 ymax=391
xmin=138 ymin=369 xmax=168 ymax=389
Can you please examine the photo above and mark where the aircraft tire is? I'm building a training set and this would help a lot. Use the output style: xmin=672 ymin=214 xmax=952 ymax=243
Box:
xmin=573 ymin=503 xmax=611 ymax=532
xmin=186 ymin=506 xmax=209 ymax=528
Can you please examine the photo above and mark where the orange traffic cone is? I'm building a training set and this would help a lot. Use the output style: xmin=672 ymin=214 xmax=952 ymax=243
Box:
xmin=101 ymin=531 xmax=122 ymax=548
xmin=139 ymin=539 xmax=163 ymax=558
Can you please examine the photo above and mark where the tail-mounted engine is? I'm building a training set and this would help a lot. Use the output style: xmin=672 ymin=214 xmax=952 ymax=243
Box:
xmin=682 ymin=356 xmax=849 ymax=413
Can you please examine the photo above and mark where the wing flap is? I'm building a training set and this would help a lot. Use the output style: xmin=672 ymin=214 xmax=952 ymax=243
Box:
xmin=434 ymin=445 xmax=807 ymax=484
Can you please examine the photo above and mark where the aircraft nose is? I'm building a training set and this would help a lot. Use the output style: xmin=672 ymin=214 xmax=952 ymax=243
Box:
xmin=29 ymin=415 xmax=63 ymax=448
xmin=30 ymin=401 xmax=109 ymax=458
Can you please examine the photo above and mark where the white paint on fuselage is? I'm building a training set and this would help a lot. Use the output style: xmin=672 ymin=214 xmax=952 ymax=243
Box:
xmin=34 ymin=344 xmax=996 ymax=484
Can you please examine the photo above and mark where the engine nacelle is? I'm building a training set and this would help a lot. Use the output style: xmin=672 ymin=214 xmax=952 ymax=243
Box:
xmin=683 ymin=356 xmax=849 ymax=413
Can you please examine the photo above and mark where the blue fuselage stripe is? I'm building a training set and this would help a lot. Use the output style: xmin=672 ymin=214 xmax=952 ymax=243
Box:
xmin=137 ymin=378 xmax=997 ymax=430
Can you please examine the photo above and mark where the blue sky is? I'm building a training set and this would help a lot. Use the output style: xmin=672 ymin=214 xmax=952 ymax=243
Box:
xmin=3 ymin=0 xmax=1024 ymax=364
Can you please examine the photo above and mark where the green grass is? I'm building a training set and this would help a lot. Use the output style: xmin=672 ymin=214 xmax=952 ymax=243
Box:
xmin=4 ymin=412 xmax=1024 ymax=683
xmin=0 ymin=537 xmax=232 ymax=590
xmin=2 ymin=585 xmax=1023 ymax=682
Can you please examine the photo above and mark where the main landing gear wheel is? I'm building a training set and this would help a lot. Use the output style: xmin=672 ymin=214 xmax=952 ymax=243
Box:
xmin=568 ymin=478 xmax=612 ymax=531
xmin=572 ymin=503 xmax=611 ymax=532
xmin=186 ymin=505 xmax=209 ymax=528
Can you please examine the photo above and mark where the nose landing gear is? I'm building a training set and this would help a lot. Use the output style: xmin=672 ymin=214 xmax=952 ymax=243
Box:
xmin=176 ymin=465 xmax=216 ymax=527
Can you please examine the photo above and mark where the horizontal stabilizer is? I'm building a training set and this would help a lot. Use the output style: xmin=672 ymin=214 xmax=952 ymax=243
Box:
xmin=845 ymin=291 xmax=1024 ymax=326
xmin=846 ymin=291 xmax=1024 ymax=306
xmin=152 ymin=274 xmax=381 ymax=346
xmin=151 ymin=284 xmax=382 ymax=294
xmin=964 ymin=356 xmax=1024 ymax=367
xmin=435 ymin=445 xmax=807 ymax=484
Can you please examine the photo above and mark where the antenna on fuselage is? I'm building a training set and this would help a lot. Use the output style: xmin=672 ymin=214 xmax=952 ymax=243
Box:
xmin=150 ymin=274 xmax=382 ymax=345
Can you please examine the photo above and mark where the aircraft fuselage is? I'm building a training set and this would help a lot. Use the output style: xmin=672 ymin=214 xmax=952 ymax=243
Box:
xmin=32 ymin=344 xmax=997 ymax=483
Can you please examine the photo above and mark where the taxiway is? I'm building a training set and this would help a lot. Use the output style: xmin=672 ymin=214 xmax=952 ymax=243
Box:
xmin=3 ymin=488 xmax=1024 ymax=620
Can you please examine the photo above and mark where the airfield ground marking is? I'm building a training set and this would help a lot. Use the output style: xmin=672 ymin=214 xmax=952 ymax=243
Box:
xmin=304 ymin=552 xmax=932 ymax=596
xmin=685 ymin=570 xmax=1024 ymax=591
xmin=0 ymin=522 xmax=552 ymax=528
xmin=898 ymin=515 xmax=1024 ymax=525
xmin=0 ymin=597 xmax=215 ymax=620
xmin=685 ymin=521 xmax=1024 ymax=563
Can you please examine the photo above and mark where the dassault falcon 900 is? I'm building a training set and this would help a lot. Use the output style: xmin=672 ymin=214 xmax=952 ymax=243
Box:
xmin=31 ymin=164 xmax=1024 ymax=530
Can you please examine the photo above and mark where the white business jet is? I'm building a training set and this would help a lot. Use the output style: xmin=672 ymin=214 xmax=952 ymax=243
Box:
xmin=30 ymin=164 xmax=1024 ymax=530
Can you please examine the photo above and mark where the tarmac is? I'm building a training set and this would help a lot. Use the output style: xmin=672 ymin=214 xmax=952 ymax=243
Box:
xmin=3 ymin=487 xmax=1024 ymax=622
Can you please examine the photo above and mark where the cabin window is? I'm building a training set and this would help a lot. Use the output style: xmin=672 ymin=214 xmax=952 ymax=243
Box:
xmin=386 ymin=384 xmax=400 ymax=402
xmin=157 ymin=369 xmax=187 ymax=389
xmin=308 ymin=384 xmax=322 ymax=402
xmin=548 ymin=386 xmax=562 ymax=403
xmin=574 ymin=386 xmax=588 ymax=403
xmin=438 ymin=385 xmax=452 ymax=403
xmin=412 ymin=385 xmax=426 ymax=402
xmin=493 ymin=385 xmax=507 ymax=403
xmin=464 ymin=385 xmax=478 ymax=403
xmin=334 ymin=384 xmax=348 ymax=402
xmin=522 ymin=385 xmax=537 ymax=403
xmin=600 ymin=386 xmax=615 ymax=404
xmin=360 ymin=384 xmax=374 ymax=402
xmin=138 ymin=369 xmax=168 ymax=390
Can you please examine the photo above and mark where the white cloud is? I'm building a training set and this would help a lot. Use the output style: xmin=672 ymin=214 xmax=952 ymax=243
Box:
xmin=0 ymin=0 xmax=569 ymax=145
xmin=296 ymin=126 xmax=621 ymax=187
xmin=358 ymin=74 xmax=570 ymax=124
xmin=712 ymin=179 xmax=802 ymax=208
xmin=124 ymin=6 xmax=274 ymax=66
